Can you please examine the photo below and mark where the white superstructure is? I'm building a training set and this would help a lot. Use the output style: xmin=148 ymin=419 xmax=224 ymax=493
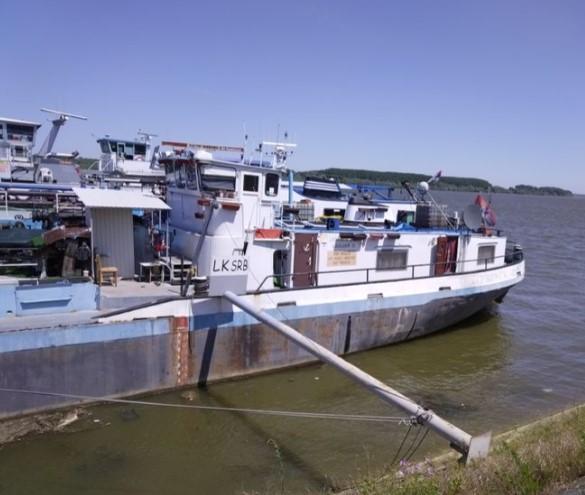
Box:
xmin=159 ymin=141 xmax=522 ymax=302
xmin=0 ymin=118 xmax=41 ymax=179
xmin=96 ymin=132 xmax=164 ymax=180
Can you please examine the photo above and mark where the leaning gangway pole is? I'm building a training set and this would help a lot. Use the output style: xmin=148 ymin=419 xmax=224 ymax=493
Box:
xmin=223 ymin=291 xmax=491 ymax=462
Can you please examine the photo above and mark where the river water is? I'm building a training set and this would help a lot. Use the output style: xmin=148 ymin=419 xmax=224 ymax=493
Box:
xmin=0 ymin=192 xmax=583 ymax=494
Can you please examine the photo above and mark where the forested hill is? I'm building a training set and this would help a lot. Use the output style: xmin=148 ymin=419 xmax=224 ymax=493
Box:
xmin=295 ymin=168 xmax=573 ymax=196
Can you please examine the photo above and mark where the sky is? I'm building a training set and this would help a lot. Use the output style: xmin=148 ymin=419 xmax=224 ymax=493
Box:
xmin=1 ymin=0 xmax=584 ymax=192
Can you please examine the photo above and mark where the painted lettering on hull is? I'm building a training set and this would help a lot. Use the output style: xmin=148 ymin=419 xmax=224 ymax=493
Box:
xmin=212 ymin=258 xmax=249 ymax=273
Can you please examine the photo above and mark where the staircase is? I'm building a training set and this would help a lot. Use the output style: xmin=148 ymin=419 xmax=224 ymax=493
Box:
xmin=160 ymin=256 xmax=193 ymax=285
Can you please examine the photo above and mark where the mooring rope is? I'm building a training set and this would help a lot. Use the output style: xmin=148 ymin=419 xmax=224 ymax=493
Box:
xmin=0 ymin=387 xmax=411 ymax=424
xmin=404 ymin=426 xmax=430 ymax=461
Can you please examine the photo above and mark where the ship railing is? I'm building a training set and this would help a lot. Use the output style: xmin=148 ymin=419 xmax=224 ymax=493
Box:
xmin=84 ymin=160 xmax=100 ymax=171
xmin=253 ymin=254 xmax=523 ymax=293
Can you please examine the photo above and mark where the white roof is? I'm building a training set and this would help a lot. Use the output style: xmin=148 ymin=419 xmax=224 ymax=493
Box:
xmin=73 ymin=187 xmax=171 ymax=210
xmin=0 ymin=117 xmax=41 ymax=127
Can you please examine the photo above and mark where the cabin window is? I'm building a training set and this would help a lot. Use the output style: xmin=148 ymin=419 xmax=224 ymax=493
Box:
xmin=265 ymin=173 xmax=279 ymax=196
xmin=164 ymin=162 xmax=175 ymax=184
xmin=186 ymin=166 xmax=197 ymax=190
xmin=397 ymin=210 xmax=415 ymax=224
xmin=12 ymin=146 xmax=27 ymax=158
xmin=134 ymin=143 xmax=147 ymax=157
xmin=199 ymin=164 xmax=236 ymax=192
xmin=122 ymin=143 xmax=134 ymax=160
xmin=376 ymin=249 xmax=408 ymax=270
xmin=243 ymin=174 xmax=259 ymax=193
xmin=6 ymin=124 xmax=34 ymax=142
xmin=176 ymin=164 xmax=186 ymax=188
xmin=99 ymin=141 xmax=111 ymax=153
xmin=477 ymin=245 xmax=495 ymax=265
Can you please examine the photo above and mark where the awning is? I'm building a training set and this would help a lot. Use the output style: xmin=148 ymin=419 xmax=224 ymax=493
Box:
xmin=72 ymin=187 xmax=170 ymax=210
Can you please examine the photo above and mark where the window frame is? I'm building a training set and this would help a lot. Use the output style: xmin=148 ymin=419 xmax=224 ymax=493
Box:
xmin=242 ymin=173 xmax=260 ymax=194
xmin=264 ymin=173 xmax=280 ymax=197
xmin=477 ymin=244 xmax=496 ymax=266
xmin=376 ymin=248 xmax=409 ymax=271
xmin=99 ymin=141 xmax=111 ymax=154
xmin=198 ymin=163 xmax=237 ymax=193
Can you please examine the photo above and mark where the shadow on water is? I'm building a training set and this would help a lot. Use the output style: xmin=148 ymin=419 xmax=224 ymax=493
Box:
xmin=200 ymin=387 xmax=335 ymax=492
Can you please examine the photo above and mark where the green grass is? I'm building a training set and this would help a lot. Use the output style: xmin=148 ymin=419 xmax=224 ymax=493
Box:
xmin=342 ymin=405 xmax=585 ymax=495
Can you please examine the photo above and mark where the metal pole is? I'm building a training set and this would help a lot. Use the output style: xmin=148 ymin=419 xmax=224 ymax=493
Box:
xmin=287 ymin=169 xmax=294 ymax=206
xmin=89 ymin=213 xmax=95 ymax=279
xmin=165 ymin=211 xmax=169 ymax=260
xmin=223 ymin=290 xmax=490 ymax=461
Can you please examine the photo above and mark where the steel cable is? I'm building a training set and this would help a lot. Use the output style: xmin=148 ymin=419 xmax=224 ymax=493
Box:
xmin=0 ymin=387 xmax=410 ymax=424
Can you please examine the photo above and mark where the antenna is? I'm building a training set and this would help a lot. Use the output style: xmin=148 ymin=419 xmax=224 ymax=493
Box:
xmin=37 ymin=108 xmax=87 ymax=157
xmin=41 ymin=108 xmax=88 ymax=121
xmin=242 ymin=122 xmax=248 ymax=163
xmin=261 ymin=141 xmax=297 ymax=169
xmin=137 ymin=130 xmax=158 ymax=143
xmin=415 ymin=170 xmax=454 ymax=228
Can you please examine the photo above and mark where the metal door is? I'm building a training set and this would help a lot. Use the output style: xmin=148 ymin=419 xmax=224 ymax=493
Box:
xmin=293 ymin=233 xmax=318 ymax=288
xmin=435 ymin=236 xmax=458 ymax=275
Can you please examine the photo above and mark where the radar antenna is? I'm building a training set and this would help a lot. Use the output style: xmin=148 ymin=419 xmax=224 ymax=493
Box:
xmin=37 ymin=108 xmax=88 ymax=157
xmin=261 ymin=141 xmax=297 ymax=169
xmin=137 ymin=130 xmax=158 ymax=144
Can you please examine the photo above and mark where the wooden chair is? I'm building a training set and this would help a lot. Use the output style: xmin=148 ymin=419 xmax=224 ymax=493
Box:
xmin=95 ymin=254 xmax=118 ymax=286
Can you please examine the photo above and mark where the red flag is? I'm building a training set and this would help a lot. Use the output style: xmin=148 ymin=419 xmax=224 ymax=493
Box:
xmin=474 ymin=195 xmax=497 ymax=227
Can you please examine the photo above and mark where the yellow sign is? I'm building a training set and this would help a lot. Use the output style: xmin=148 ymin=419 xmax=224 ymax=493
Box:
xmin=327 ymin=250 xmax=357 ymax=267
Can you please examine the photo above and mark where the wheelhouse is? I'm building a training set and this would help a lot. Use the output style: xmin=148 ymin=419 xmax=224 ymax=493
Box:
xmin=0 ymin=117 xmax=41 ymax=163
xmin=98 ymin=138 xmax=148 ymax=161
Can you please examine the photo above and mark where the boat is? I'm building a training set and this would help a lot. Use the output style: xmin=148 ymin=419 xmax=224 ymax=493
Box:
xmin=285 ymin=176 xmax=417 ymax=225
xmin=90 ymin=132 xmax=165 ymax=184
xmin=0 ymin=137 xmax=525 ymax=419
xmin=0 ymin=109 xmax=86 ymax=184
xmin=0 ymin=117 xmax=41 ymax=181
xmin=95 ymin=140 xmax=524 ymax=383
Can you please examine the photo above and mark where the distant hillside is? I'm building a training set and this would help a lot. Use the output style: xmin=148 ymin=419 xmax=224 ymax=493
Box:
xmin=296 ymin=168 xmax=491 ymax=192
xmin=504 ymin=184 xmax=573 ymax=196
xmin=71 ymin=161 xmax=572 ymax=196
xmin=295 ymin=168 xmax=573 ymax=196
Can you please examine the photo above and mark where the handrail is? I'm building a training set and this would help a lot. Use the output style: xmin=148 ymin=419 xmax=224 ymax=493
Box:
xmin=254 ymin=253 xmax=522 ymax=293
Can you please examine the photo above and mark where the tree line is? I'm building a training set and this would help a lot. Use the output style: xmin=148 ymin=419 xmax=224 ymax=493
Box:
xmin=295 ymin=168 xmax=573 ymax=196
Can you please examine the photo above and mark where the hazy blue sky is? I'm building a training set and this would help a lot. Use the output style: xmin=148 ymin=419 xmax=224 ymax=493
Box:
xmin=1 ymin=0 xmax=583 ymax=192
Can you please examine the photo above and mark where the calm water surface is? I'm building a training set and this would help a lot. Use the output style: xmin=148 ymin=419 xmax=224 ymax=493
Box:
xmin=0 ymin=192 xmax=584 ymax=494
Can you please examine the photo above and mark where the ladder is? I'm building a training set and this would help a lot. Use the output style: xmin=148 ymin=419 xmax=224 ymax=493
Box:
xmin=160 ymin=256 xmax=193 ymax=285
